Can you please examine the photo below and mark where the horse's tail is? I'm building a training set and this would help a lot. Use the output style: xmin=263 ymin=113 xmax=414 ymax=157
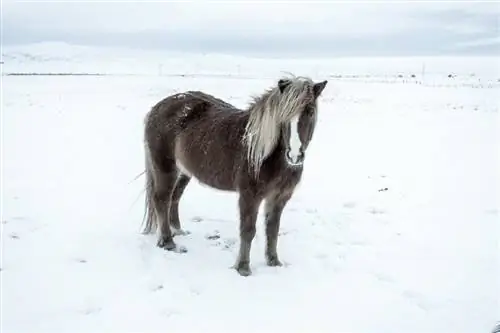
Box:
xmin=128 ymin=170 xmax=145 ymax=184
xmin=141 ymin=140 xmax=157 ymax=234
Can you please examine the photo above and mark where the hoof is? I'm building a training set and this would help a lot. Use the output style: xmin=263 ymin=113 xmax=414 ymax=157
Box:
xmin=266 ymin=255 xmax=283 ymax=267
xmin=157 ymin=238 xmax=187 ymax=253
xmin=174 ymin=245 xmax=188 ymax=254
xmin=234 ymin=261 xmax=252 ymax=277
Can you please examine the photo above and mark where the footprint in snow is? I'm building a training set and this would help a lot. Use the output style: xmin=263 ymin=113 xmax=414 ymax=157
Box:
xmin=485 ymin=209 xmax=498 ymax=215
xmin=305 ymin=208 xmax=318 ymax=214
xmin=278 ymin=230 xmax=293 ymax=236
xmin=205 ymin=230 xmax=236 ymax=250
xmin=343 ymin=201 xmax=357 ymax=209
xmin=401 ymin=290 xmax=430 ymax=311
xmin=373 ymin=272 xmax=395 ymax=284
xmin=151 ymin=285 xmax=164 ymax=292
xmin=315 ymin=253 xmax=329 ymax=260
xmin=219 ymin=238 xmax=237 ymax=251
xmin=205 ymin=231 xmax=221 ymax=240
xmin=161 ymin=308 xmax=181 ymax=318
xmin=368 ymin=207 xmax=386 ymax=215
xmin=191 ymin=216 xmax=203 ymax=223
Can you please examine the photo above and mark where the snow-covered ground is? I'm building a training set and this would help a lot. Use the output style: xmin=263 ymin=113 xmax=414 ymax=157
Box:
xmin=1 ymin=44 xmax=499 ymax=332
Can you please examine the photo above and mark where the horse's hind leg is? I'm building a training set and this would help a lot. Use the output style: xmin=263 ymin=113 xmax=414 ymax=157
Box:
xmin=153 ymin=168 xmax=186 ymax=253
xmin=169 ymin=174 xmax=191 ymax=236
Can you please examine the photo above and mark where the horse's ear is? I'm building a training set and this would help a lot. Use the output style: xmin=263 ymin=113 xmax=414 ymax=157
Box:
xmin=278 ymin=79 xmax=291 ymax=93
xmin=313 ymin=80 xmax=328 ymax=98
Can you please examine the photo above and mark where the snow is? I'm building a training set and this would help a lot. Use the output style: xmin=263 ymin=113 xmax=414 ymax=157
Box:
xmin=1 ymin=43 xmax=499 ymax=332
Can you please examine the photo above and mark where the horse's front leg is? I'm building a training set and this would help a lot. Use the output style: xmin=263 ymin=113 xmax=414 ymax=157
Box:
xmin=264 ymin=191 xmax=292 ymax=267
xmin=234 ymin=192 xmax=262 ymax=276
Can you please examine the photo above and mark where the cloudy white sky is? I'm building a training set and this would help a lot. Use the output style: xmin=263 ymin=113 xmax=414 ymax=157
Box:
xmin=2 ymin=0 xmax=499 ymax=56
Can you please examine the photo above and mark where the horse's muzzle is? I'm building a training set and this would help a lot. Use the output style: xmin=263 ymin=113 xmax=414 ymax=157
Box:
xmin=285 ymin=149 xmax=304 ymax=166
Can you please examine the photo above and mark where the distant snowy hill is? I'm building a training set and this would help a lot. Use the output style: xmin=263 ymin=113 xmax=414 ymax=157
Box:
xmin=2 ymin=42 xmax=499 ymax=87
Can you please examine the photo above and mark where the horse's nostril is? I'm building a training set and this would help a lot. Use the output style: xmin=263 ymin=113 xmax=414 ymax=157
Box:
xmin=285 ymin=149 xmax=305 ymax=164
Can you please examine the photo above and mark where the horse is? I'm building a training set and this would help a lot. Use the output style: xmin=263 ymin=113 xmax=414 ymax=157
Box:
xmin=141 ymin=75 xmax=328 ymax=276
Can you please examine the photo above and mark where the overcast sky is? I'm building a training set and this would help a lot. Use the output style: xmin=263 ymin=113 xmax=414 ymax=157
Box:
xmin=2 ymin=0 xmax=499 ymax=57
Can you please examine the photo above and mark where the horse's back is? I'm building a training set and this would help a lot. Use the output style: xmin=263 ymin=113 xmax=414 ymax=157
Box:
xmin=184 ymin=91 xmax=237 ymax=110
xmin=147 ymin=91 xmax=238 ymax=128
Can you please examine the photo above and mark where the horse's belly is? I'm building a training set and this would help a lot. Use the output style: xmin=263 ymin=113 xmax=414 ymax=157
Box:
xmin=175 ymin=140 xmax=237 ymax=192
xmin=176 ymin=159 xmax=236 ymax=191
